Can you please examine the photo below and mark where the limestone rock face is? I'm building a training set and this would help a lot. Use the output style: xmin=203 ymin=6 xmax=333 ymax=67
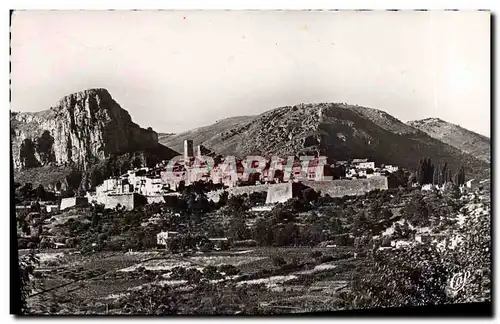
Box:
xmin=11 ymin=88 xmax=158 ymax=170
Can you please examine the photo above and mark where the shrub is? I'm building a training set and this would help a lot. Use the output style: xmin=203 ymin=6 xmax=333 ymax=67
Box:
xmin=203 ymin=266 xmax=223 ymax=280
xmin=218 ymin=264 xmax=240 ymax=276
xmin=271 ymin=256 xmax=286 ymax=267
xmin=309 ymin=251 xmax=323 ymax=259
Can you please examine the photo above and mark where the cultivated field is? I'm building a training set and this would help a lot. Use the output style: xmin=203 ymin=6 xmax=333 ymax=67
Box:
xmin=27 ymin=246 xmax=358 ymax=314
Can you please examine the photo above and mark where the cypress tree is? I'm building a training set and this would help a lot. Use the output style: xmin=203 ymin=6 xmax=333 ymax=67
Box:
xmin=456 ymin=165 xmax=466 ymax=186
xmin=433 ymin=165 xmax=439 ymax=185
xmin=426 ymin=158 xmax=434 ymax=184
xmin=416 ymin=159 xmax=422 ymax=185
xmin=441 ymin=162 xmax=448 ymax=184
xmin=416 ymin=158 xmax=426 ymax=185
xmin=447 ymin=169 xmax=453 ymax=184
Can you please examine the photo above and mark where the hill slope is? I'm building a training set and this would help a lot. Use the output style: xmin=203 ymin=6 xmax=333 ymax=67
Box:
xmin=408 ymin=118 xmax=490 ymax=163
xmin=160 ymin=115 xmax=256 ymax=153
xmin=161 ymin=103 xmax=489 ymax=180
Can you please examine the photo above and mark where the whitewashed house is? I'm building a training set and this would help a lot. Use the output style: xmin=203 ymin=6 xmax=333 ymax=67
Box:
xmin=157 ymin=231 xmax=178 ymax=246
xmin=466 ymin=179 xmax=479 ymax=189
xmin=357 ymin=161 xmax=375 ymax=170
xmin=383 ymin=165 xmax=399 ymax=173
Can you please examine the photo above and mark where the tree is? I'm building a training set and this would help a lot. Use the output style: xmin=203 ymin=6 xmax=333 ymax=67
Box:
xmin=425 ymin=158 xmax=434 ymax=185
xmin=416 ymin=159 xmax=425 ymax=185
xmin=219 ymin=264 xmax=240 ymax=276
xmin=432 ymin=165 xmax=439 ymax=185
xmin=65 ymin=169 xmax=82 ymax=195
xmin=91 ymin=210 xmax=101 ymax=227
xmin=252 ymin=218 xmax=272 ymax=246
xmin=353 ymin=211 xmax=370 ymax=234
xmin=89 ymin=168 xmax=104 ymax=188
xmin=407 ymin=172 xmax=417 ymax=188
xmin=218 ymin=191 xmax=229 ymax=206
xmin=298 ymin=224 xmax=322 ymax=246
xmin=34 ymin=184 xmax=46 ymax=201
xmin=16 ymin=183 xmax=33 ymax=201
xmin=15 ymin=205 xmax=40 ymax=315
xmin=36 ymin=130 xmax=55 ymax=164
xmin=132 ymin=157 xmax=142 ymax=169
xmin=17 ymin=251 xmax=39 ymax=314
xmin=271 ymin=256 xmax=286 ymax=267
xmin=416 ymin=157 xmax=434 ymax=185
xmin=167 ymin=237 xmax=181 ymax=254
xmin=302 ymin=187 xmax=319 ymax=204
xmin=368 ymin=202 xmax=382 ymax=220
xmin=340 ymin=245 xmax=453 ymax=310
xmin=228 ymin=217 xmax=250 ymax=241
xmin=177 ymin=181 xmax=185 ymax=193
xmin=331 ymin=165 xmax=346 ymax=179
xmin=440 ymin=162 xmax=449 ymax=184
xmin=271 ymin=204 xmax=296 ymax=224
xmin=388 ymin=169 xmax=408 ymax=189
xmin=60 ymin=187 xmax=75 ymax=198
xmin=203 ymin=266 xmax=222 ymax=280
xmin=20 ymin=138 xmax=40 ymax=168
xmin=402 ymin=193 xmax=430 ymax=227
xmin=447 ymin=169 xmax=453 ymax=184
xmin=329 ymin=217 xmax=344 ymax=234
xmin=225 ymin=194 xmax=248 ymax=215
xmin=120 ymin=160 xmax=131 ymax=175
xmin=382 ymin=208 xmax=393 ymax=220
xmin=456 ymin=165 xmax=466 ymax=186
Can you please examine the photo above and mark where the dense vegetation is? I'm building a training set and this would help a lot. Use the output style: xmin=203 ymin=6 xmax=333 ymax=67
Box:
xmin=18 ymin=176 xmax=490 ymax=314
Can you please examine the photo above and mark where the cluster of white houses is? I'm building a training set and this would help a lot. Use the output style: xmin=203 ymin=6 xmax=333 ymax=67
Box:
xmin=55 ymin=139 xmax=404 ymax=211
xmin=341 ymin=158 xmax=399 ymax=179
xmin=79 ymin=140 xmax=400 ymax=209
xmin=18 ymin=140 xmax=403 ymax=212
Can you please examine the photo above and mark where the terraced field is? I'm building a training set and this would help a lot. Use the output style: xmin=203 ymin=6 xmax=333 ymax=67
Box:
xmin=27 ymin=246 xmax=358 ymax=314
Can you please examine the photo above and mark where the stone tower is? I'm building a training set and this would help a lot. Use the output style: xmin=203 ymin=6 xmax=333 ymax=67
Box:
xmin=184 ymin=139 xmax=194 ymax=160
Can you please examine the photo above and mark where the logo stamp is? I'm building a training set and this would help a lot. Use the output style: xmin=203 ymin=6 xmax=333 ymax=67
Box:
xmin=446 ymin=271 xmax=472 ymax=297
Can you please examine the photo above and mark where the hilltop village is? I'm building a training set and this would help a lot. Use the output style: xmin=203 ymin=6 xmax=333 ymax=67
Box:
xmin=35 ymin=139 xmax=400 ymax=212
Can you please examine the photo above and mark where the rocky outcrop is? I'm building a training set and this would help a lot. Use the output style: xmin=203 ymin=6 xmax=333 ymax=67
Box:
xmin=11 ymin=88 xmax=159 ymax=170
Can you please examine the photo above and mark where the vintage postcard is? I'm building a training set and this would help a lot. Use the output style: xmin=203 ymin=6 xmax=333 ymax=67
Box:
xmin=10 ymin=10 xmax=491 ymax=316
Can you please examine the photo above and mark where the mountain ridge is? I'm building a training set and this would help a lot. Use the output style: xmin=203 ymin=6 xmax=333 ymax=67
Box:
xmin=408 ymin=117 xmax=490 ymax=163
xmin=160 ymin=103 xmax=489 ymax=180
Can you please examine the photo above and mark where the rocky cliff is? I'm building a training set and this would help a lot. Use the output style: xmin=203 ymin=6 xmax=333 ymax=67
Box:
xmin=11 ymin=88 xmax=159 ymax=170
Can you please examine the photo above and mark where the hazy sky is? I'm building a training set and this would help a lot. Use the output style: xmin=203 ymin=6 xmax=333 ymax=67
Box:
xmin=11 ymin=10 xmax=490 ymax=136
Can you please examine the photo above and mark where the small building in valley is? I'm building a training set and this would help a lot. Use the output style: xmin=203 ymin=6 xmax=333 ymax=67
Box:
xmin=209 ymin=237 xmax=231 ymax=250
xmin=60 ymin=197 xmax=89 ymax=210
xmin=45 ymin=204 xmax=59 ymax=213
xmin=466 ymin=179 xmax=479 ymax=189
xmin=157 ymin=231 xmax=179 ymax=246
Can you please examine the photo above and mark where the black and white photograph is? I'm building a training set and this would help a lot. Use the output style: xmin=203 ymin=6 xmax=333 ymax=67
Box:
xmin=9 ymin=9 xmax=491 ymax=316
